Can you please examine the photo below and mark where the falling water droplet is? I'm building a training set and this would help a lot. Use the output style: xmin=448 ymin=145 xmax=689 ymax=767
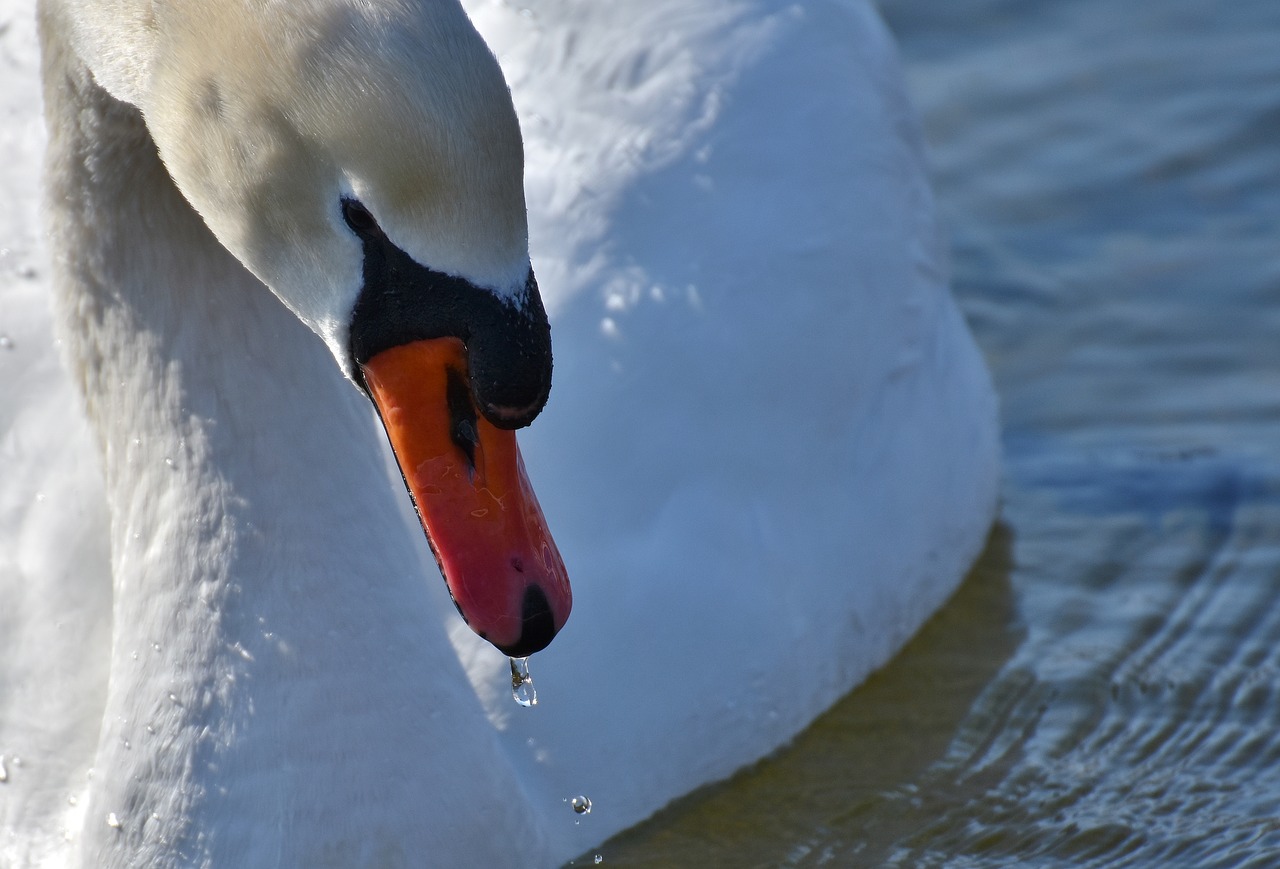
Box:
xmin=570 ymin=795 xmax=592 ymax=815
xmin=595 ymin=855 xmax=604 ymax=865
xmin=0 ymin=335 xmax=13 ymax=350
xmin=106 ymin=812 xmax=121 ymax=829
xmin=510 ymin=657 xmax=537 ymax=707
xmin=0 ymin=756 xmax=8 ymax=783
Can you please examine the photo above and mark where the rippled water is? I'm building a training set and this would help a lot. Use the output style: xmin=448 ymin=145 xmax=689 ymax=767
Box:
xmin=585 ymin=0 xmax=1280 ymax=865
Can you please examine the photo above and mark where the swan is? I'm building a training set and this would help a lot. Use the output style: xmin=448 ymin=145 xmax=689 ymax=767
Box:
xmin=0 ymin=0 xmax=1000 ymax=866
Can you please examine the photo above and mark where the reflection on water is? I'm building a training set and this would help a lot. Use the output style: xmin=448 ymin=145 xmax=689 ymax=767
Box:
xmin=586 ymin=0 xmax=1280 ymax=865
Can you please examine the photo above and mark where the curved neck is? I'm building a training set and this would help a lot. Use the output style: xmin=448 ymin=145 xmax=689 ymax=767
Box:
xmin=40 ymin=12 xmax=545 ymax=866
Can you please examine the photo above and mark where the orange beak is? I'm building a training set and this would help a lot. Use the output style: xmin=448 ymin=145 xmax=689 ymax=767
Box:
xmin=362 ymin=337 xmax=571 ymax=656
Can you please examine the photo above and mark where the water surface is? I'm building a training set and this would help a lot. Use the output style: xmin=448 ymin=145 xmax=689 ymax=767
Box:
xmin=588 ymin=0 xmax=1280 ymax=864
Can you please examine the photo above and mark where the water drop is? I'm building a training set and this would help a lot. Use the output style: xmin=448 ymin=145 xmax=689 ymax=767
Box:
xmin=595 ymin=855 xmax=604 ymax=865
xmin=0 ymin=335 xmax=13 ymax=350
xmin=510 ymin=657 xmax=537 ymax=707
xmin=106 ymin=812 xmax=121 ymax=829
xmin=67 ymin=795 xmax=77 ymax=806
xmin=570 ymin=795 xmax=592 ymax=815
xmin=0 ymin=756 xmax=8 ymax=783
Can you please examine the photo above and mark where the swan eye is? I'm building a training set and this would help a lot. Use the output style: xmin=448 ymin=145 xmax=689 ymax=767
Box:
xmin=341 ymin=199 xmax=380 ymax=236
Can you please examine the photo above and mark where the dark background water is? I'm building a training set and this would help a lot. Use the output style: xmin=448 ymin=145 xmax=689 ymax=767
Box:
xmin=589 ymin=0 xmax=1280 ymax=864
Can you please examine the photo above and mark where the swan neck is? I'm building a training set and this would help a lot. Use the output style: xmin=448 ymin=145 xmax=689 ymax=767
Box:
xmin=40 ymin=28 xmax=546 ymax=865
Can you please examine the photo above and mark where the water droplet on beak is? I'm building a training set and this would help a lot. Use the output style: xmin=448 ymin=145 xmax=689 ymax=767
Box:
xmin=510 ymin=656 xmax=537 ymax=707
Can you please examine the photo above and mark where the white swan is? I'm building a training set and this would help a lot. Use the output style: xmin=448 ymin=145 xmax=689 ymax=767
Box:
xmin=0 ymin=0 xmax=1000 ymax=866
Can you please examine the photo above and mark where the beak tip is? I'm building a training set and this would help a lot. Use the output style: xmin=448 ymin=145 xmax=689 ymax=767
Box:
xmin=365 ymin=337 xmax=571 ymax=657
xmin=493 ymin=584 xmax=564 ymax=658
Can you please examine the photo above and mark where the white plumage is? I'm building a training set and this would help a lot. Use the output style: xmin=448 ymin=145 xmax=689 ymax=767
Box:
xmin=0 ymin=0 xmax=999 ymax=865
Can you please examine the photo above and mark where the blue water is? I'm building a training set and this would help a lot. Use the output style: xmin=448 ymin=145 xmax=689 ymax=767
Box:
xmin=589 ymin=0 xmax=1280 ymax=865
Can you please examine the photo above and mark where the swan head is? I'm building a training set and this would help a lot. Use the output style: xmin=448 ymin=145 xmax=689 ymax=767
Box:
xmin=134 ymin=0 xmax=569 ymax=654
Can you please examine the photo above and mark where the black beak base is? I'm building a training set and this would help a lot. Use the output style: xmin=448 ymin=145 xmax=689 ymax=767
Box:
xmin=345 ymin=201 xmax=552 ymax=429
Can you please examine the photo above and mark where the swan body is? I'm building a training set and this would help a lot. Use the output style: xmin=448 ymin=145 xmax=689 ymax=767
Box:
xmin=0 ymin=0 xmax=1000 ymax=866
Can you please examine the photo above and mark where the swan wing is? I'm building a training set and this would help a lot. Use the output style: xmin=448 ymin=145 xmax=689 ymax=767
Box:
xmin=456 ymin=0 xmax=1000 ymax=855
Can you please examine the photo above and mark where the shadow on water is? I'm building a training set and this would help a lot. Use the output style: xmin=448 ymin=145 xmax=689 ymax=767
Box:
xmin=576 ymin=524 xmax=1020 ymax=867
